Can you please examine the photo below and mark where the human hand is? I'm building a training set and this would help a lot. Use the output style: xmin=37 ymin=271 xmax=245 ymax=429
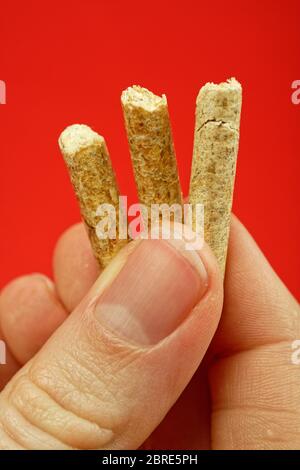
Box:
xmin=0 ymin=215 xmax=299 ymax=449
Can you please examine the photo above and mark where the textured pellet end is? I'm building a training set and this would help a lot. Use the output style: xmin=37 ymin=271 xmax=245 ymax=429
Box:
xmin=196 ymin=77 xmax=242 ymax=130
xmin=59 ymin=124 xmax=104 ymax=163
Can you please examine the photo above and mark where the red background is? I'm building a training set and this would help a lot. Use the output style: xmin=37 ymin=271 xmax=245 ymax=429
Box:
xmin=0 ymin=0 xmax=299 ymax=299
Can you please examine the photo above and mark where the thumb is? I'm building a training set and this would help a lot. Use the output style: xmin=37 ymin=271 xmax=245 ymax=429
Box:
xmin=0 ymin=233 xmax=223 ymax=450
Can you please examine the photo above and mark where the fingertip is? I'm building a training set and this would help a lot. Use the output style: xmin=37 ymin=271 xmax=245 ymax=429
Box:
xmin=0 ymin=274 xmax=68 ymax=364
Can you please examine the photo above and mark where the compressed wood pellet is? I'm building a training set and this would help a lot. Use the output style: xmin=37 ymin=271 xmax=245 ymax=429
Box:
xmin=59 ymin=124 xmax=127 ymax=268
xmin=189 ymin=78 xmax=242 ymax=274
xmin=121 ymin=86 xmax=182 ymax=226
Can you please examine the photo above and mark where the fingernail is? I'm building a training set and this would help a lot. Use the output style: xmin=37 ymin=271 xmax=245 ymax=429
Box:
xmin=95 ymin=239 xmax=208 ymax=345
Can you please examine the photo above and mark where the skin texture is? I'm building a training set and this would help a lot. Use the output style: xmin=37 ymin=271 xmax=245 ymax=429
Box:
xmin=0 ymin=215 xmax=299 ymax=449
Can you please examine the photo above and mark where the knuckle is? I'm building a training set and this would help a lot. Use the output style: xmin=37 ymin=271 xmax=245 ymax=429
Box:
xmin=27 ymin=345 xmax=135 ymax=447
xmin=0 ymin=367 xmax=117 ymax=449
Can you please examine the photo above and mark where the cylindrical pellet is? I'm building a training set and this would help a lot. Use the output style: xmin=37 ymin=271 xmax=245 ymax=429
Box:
xmin=59 ymin=124 xmax=127 ymax=268
xmin=189 ymin=78 xmax=242 ymax=274
xmin=121 ymin=86 xmax=182 ymax=229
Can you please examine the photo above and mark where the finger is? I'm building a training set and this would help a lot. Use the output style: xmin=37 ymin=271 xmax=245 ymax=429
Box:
xmin=214 ymin=214 xmax=299 ymax=352
xmin=53 ymin=223 xmax=100 ymax=312
xmin=0 ymin=230 xmax=223 ymax=449
xmin=0 ymin=274 xmax=68 ymax=365
xmin=142 ymin=359 xmax=211 ymax=450
xmin=210 ymin=215 xmax=300 ymax=449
